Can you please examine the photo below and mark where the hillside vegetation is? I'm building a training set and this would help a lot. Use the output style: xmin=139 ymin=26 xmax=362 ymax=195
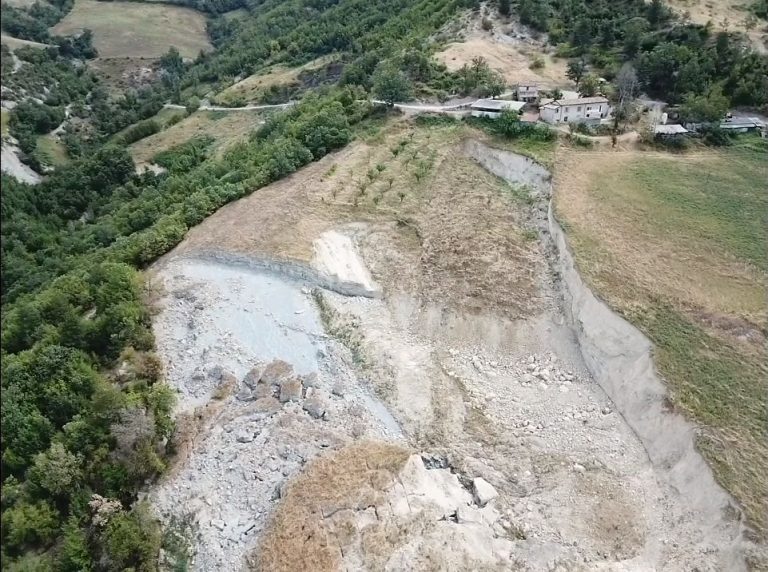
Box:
xmin=0 ymin=0 xmax=481 ymax=560
xmin=1 ymin=0 xmax=767 ymax=567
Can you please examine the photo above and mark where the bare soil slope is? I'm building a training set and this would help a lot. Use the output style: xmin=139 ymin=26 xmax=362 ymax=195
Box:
xmin=150 ymin=121 xmax=753 ymax=571
xmin=434 ymin=7 xmax=569 ymax=88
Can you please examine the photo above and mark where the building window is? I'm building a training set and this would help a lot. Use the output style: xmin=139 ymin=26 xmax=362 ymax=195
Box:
xmin=587 ymin=106 xmax=592 ymax=111
xmin=577 ymin=106 xmax=582 ymax=112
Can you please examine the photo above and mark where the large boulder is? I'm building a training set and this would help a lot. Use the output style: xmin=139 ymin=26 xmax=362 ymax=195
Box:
xmin=473 ymin=477 xmax=498 ymax=507
xmin=242 ymin=365 xmax=266 ymax=389
xmin=303 ymin=395 xmax=327 ymax=419
xmin=262 ymin=360 xmax=294 ymax=385
xmin=279 ymin=378 xmax=302 ymax=403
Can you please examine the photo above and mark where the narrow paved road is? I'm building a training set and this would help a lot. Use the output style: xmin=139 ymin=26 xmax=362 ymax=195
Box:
xmin=164 ymin=102 xmax=298 ymax=112
xmin=164 ymin=96 xmax=491 ymax=114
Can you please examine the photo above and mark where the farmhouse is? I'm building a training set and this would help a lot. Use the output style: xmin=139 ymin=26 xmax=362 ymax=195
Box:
xmin=516 ymin=84 xmax=539 ymax=103
xmin=540 ymin=96 xmax=610 ymax=124
xmin=470 ymin=99 xmax=525 ymax=119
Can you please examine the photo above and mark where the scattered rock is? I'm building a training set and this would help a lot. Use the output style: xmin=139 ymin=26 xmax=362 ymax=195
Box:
xmin=211 ymin=519 xmax=226 ymax=531
xmin=573 ymin=463 xmax=586 ymax=474
xmin=303 ymin=395 xmax=327 ymax=419
xmin=279 ymin=378 xmax=302 ymax=403
xmin=331 ymin=382 xmax=345 ymax=397
xmin=236 ymin=429 xmax=255 ymax=443
xmin=209 ymin=365 xmax=224 ymax=381
xmin=262 ymin=360 xmax=293 ymax=385
xmin=300 ymin=372 xmax=320 ymax=389
xmin=473 ymin=477 xmax=499 ymax=507
xmin=457 ymin=505 xmax=484 ymax=525
xmin=253 ymin=381 xmax=275 ymax=399
xmin=220 ymin=371 xmax=238 ymax=387
xmin=242 ymin=365 xmax=265 ymax=389
xmin=253 ymin=397 xmax=281 ymax=414
xmin=235 ymin=388 xmax=256 ymax=402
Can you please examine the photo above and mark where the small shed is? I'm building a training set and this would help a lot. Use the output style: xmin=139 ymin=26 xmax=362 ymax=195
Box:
xmin=719 ymin=119 xmax=764 ymax=133
xmin=654 ymin=124 xmax=689 ymax=138
xmin=470 ymin=99 xmax=526 ymax=119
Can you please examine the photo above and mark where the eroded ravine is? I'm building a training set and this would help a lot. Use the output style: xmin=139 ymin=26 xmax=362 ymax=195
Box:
xmin=465 ymin=140 xmax=750 ymax=570
xmin=148 ymin=135 xmax=752 ymax=571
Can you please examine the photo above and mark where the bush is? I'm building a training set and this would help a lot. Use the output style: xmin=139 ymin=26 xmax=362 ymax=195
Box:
xmin=529 ymin=55 xmax=545 ymax=70
xmin=656 ymin=135 xmax=690 ymax=151
xmin=119 ymin=120 xmax=160 ymax=145
xmin=472 ymin=109 xmax=555 ymax=141
xmin=97 ymin=503 xmax=161 ymax=572
xmin=700 ymin=125 xmax=731 ymax=147
xmin=570 ymin=134 xmax=593 ymax=147
xmin=414 ymin=114 xmax=458 ymax=127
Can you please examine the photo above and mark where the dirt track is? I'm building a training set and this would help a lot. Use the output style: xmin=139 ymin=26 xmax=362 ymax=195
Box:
xmin=149 ymin=124 xmax=753 ymax=571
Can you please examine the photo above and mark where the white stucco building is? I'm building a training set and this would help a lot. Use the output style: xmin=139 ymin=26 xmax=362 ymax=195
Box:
xmin=540 ymin=96 xmax=610 ymax=124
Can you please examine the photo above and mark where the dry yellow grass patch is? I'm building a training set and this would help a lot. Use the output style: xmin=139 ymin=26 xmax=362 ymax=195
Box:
xmin=436 ymin=37 xmax=569 ymax=88
xmin=129 ymin=109 xmax=264 ymax=166
xmin=51 ymin=0 xmax=212 ymax=58
xmin=667 ymin=0 xmax=767 ymax=52
xmin=216 ymin=55 xmax=337 ymax=104
xmin=1 ymin=34 xmax=50 ymax=51
xmin=252 ymin=442 xmax=410 ymax=572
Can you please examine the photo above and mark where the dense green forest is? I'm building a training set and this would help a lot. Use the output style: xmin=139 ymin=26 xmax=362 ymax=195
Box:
xmin=513 ymin=0 xmax=767 ymax=106
xmin=2 ymin=0 xmax=767 ymax=567
xmin=1 ymin=0 xmax=470 ymax=565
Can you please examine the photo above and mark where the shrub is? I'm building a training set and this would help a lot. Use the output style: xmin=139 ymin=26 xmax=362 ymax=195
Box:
xmin=119 ymin=120 xmax=160 ymax=145
xmin=700 ymin=125 xmax=731 ymax=147
xmin=414 ymin=114 xmax=458 ymax=127
xmin=471 ymin=110 xmax=555 ymax=141
xmin=529 ymin=55 xmax=545 ymax=70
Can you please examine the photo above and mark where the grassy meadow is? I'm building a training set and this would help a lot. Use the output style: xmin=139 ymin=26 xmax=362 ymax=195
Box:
xmin=51 ymin=0 xmax=212 ymax=58
xmin=554 ymin=136 xmax=768 ymax=538
xmin=129 ymin=109 xmax=266 ymax=166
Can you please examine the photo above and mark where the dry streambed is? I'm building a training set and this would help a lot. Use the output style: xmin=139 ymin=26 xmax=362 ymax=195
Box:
xmin=149 ymin=135 xmax=753 ymax=571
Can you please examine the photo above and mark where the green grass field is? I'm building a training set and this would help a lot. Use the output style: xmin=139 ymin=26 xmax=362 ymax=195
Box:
xmin=1 ymin=108 xmax=9 ymax=137
xmin=555 ymin=136 xmax=768 ymax=539
xmin=35 ymin=134 xmax=70 ymax=167
xmin=51 ymin=0 xmax=212 ymax=59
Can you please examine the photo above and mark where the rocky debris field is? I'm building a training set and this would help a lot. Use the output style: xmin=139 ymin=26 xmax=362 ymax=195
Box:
xmin=149 ymin=140 xmax=752 ymax=571
xmin=149 ymin=258 xmax=402 ymax=570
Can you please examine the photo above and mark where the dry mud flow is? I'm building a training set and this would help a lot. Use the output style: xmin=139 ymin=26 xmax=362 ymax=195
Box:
xmin=149 ymin=131 xmax=754 ymax=571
